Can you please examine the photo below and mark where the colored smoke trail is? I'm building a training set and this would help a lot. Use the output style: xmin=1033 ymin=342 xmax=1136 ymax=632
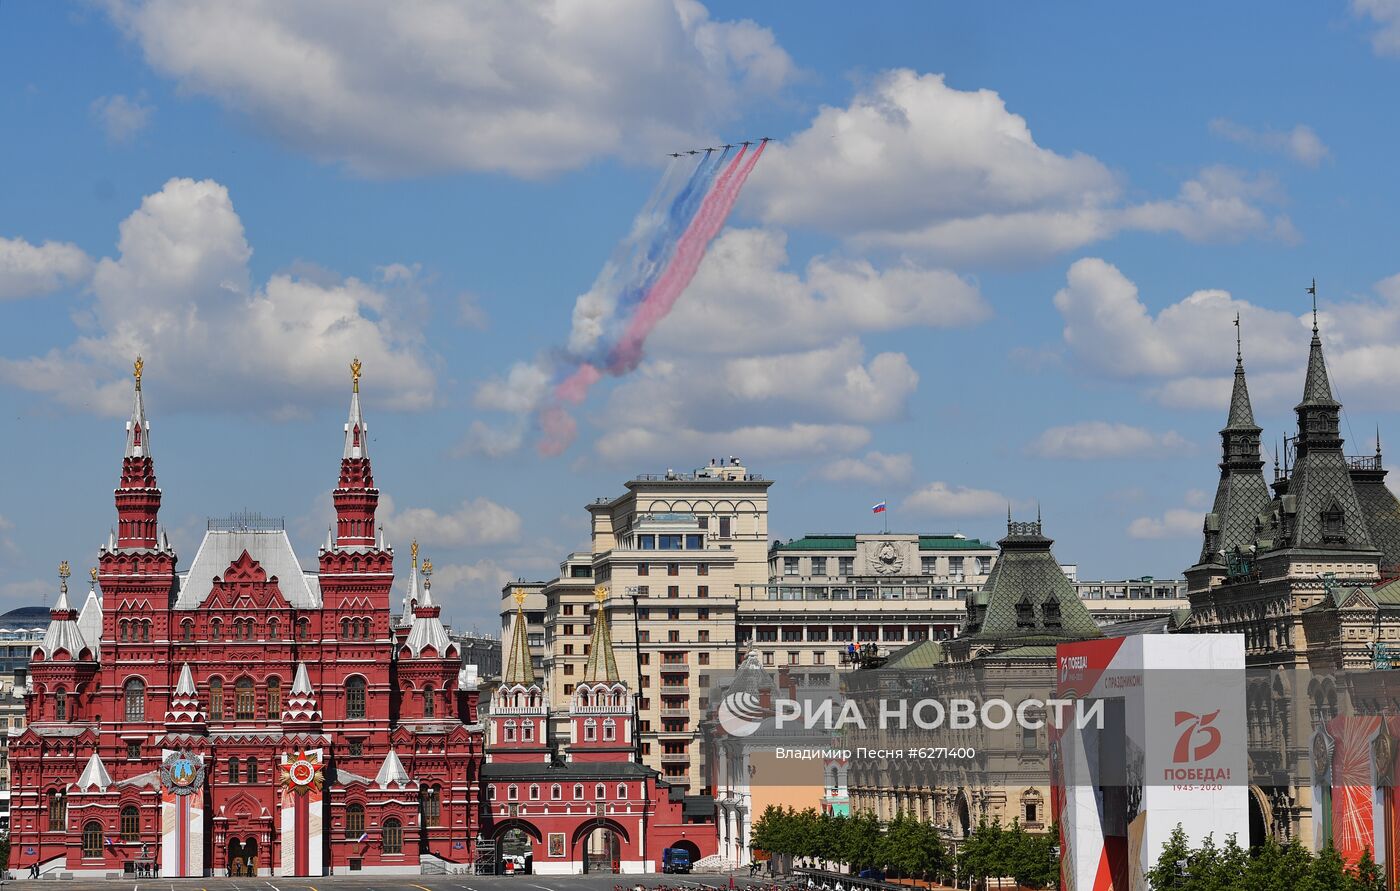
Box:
xmin=539 ymin=142 xmax=765 ymax=455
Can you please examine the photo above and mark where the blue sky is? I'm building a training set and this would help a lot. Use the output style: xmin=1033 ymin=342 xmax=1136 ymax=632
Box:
xmin=4 ymin=1 xmax=1400 ymax=630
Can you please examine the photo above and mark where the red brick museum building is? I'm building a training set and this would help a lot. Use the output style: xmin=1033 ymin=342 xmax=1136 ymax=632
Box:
xmin=8 ymin=361 xmax=714 ymax=877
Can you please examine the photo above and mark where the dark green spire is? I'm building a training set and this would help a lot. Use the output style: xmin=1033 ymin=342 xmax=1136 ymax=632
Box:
xmin=503 ymin=590 xmax=537 ymax=687
xmin=581 ymin=587 xmax=621 ymax=683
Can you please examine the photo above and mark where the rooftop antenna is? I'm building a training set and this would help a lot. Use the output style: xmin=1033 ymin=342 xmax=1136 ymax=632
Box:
xmin=1234 ymin=311 xmax=1242 ymax=363
xmin=1307 ymin=278 xmax=1318 ymax=333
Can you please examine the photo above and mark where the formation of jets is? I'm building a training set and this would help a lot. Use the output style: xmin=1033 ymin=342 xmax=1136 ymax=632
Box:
xmin=666 ymin=137 xmax=770 ymax=158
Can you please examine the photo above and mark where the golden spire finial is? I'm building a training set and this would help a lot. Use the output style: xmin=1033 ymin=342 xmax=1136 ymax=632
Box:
xmin=351 ymin=356 xmax=362 ymax=393
xmin=411 ymin=539 xmax=419 ymax=569
xmin=594 ymin=584 xmax=608 ymax=603
xmin=58 ymin=561 xmax=70 ymax=594
xmin=90 ymin=566 xmax=98 ymax=583
xmin=421 ymin=557 xmax=433 ymax=577
xmin=513 ymin=587 xmax=526 ymax=607
xmin=133 ymin=355 xmax=144 ymax=391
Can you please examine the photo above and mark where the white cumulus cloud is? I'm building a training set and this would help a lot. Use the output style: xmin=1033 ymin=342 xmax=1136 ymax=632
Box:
xmin=1209 ymin=118 xmax=1331 ymax=167
xmin=0 ymin=236 xmax=93 ymax=300
xmin=91 ymin=93 xmax=154 ymax=144
xmin=814 ymin=451 xmax=915 ymax=485
xmin=103 ymin=0 xmax=794 ymax=177
xmin=383 ymin=497 xmax=523 ymax=549
xmin=1355 ymin=0 xmax=1400 ymax=56
xmin=903 ymin=481 xmax=1012 ymax=518
xmin=747 ymin=70 xmax=1294 ymax=262
xmin=1127 ymin=508 xmax=1202 ymax=540
xmin=1028 ymin=421 xmax=1191 ymax=460
xmin=0 ymin=177 xmax=435 ymax=417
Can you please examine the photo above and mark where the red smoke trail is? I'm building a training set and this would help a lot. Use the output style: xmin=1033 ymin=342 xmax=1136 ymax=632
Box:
xmin=538 ymin=142 xmax=765 ymax=456
xmin=608 ymin=140 xmax=765 ymax=372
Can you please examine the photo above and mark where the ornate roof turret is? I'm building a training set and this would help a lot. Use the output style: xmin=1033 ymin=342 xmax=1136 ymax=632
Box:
xmin=581 ymin=586 xmax=621 ymax=684
xmin=114 ymin=356 xmax=164 ymax=550
xmin=403 ymin=558 xmax=456 ymax=658
xmin=36 ymin=563 xmax=91 ymax=661
xmin=76 ymin=751 xmax=113 ymax=792
xmin=282 ymin=661 xmax=322 ymax=725
xmin=1196 ymin=318 xmax=1270 ymax=567
xmin=965 ymin=517 xmax=1100 ymax=641
xmin=332 ymin=357 xmax=380 ymax=550
xmin=1274 ymin=286 xmax=1374 ymax=552
xmin=502 ymin=588 xmax=537 ymax=687
xmin=374 ymin=748 xmax=411 ymax=789
xmin=77 ymin=568 xmax=103 ymax=658
xmin=397 ymin=540 xmax=422 ymax=627
xmin=165 ymin=663 xmax=207 ymax=728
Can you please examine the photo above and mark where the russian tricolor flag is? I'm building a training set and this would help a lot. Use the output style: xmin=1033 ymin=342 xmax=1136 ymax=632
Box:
xmin=872 ymin=501 xmax=887 ymax=514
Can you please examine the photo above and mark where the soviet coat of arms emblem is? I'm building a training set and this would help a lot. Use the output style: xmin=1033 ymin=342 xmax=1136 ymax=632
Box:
xmin=160 ymin=751 xmax=205 ymax=795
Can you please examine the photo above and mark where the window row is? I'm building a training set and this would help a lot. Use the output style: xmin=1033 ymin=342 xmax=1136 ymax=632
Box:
xmin=178 ymin=617 xmax=313 ymax=641
xmin=495 ymin=782 xmax=630 ymax=802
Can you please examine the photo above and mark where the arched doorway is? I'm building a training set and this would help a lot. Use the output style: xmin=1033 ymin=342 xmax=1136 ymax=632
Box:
xmin=1248 ymin=787 xmax=1269 ymax=850
xmin=581 ymin=825 xmax=620 ymax=874
xmin=669 ymin=839 xmax=701 ymax=865
xmin=493 ymin=822 xmax=540 ymax=875
xmin=227 ymin=837 xmax=259 ymax=876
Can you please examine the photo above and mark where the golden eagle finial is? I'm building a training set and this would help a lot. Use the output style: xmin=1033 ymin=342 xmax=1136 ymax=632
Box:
xmin=411 ymin=539 xmax=419 ymax=569
xmin=89 ymin=566 xmax=98 ymax=583
xmin=350 ymin=356 xmax=362 ymax=393
xmin=421 ymin=557 xmax=433 ymax=577
xmin=513 ymin=587 xmax=526 ymax=607
xmin=133 ymin=355 xmax=144 ymax=390
xmin=594 ymin=584 xmax=608 ymax=603
xmin=58 ymin=561 xmax=70 ymax=593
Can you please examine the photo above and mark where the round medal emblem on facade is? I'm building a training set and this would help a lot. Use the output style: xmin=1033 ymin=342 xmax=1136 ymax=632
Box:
xmin=160 ymin=751 xmax=205 ymax=795
xmin=279 ymin=750 xmax=323 ymax=795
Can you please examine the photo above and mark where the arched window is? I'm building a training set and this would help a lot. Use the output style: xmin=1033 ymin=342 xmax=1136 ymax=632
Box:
xmin=503 ymin=720 xmax=516 ymax=742
xmin=245 ymin=757 xmax=258 ymax=784
xmin=227 ymin=757 xmax=240 ymax=784
xmin=346 ymin=676 xmax=366 ymax=719
xmin=47 ymin=789 xmax=66 ymax=830
xmin=124 ymin=678 xmax=146 ymax=721
xmin=209 ymin=678 xmax=224 ymax=720
xmin=341 ymin=618 xmax=350 ymax=639
xmin=120 ymin=621 xmax=129 ymax=642
xmin=616 ymin=783 xmax=627 ymax=799
xmin=529 ymin=784 xmax=540 ymax=801
xmin=595 ymin=783 xmax=606 ymax=800
xmin=297 ymin=618 xmax=310 ymax=640
xmin=551 ymin=783 xmax=562 ymax=800
xmin=267 ymin=677 xmax=282 ymax=716
xmin=382 ymin=817 xmax=402 ymax=854
xmin=507 ymin=784 xmax=518 ymax=801
xmin=603 ymin=718 xmax=615 ymax=741
xmin=235 ymin=678 xmax=255 ymax=720
xmin=522 ymin=720 xmax=534 ymax=742
xmin=181 ymin=619 xmax=194 ymax=641
xmin=422 ymin=784 xmax=441 ymax=826
xmin=210 ymin=618 xmax=222 ymax=640
xmin=55 ymin=686 xmax=67 ymax=721
xmin=120 ymin=805 xmax=140 ymax=842
xmin=585 ymin=718 xmax=597 ymax=741
xmin=423 ymin=684 xmax=435 ymax=717
xmin=346 ymin=803 xmax=365 ymax=839
xmin=82 ymin=820 xmax=103 ymax=858
xmin=141 ymin=620 xmax=151 ymax=641
xmin=573 ymin=783 xmax=584 ymax=800
xmin=267 ymin=618 xmax=280 ymax=640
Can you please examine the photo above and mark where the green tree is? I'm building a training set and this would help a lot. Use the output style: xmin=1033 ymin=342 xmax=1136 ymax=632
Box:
xmin=1352 ymin=848 xmax=1384 ymax=891
xmin=1305 ymin=843 xmax=1351 ymax=891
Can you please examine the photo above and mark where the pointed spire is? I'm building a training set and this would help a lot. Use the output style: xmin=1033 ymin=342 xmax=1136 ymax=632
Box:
xmin=1226 ymin=322 xmax=1259 ymax=431
xmin=291 ymin=661 xmax=313 ymax=696
xmin=374 ymin=748 xmax=410 ymax=788
xmin=115 ymin=356 xmax=163 ymax=550
xmin=503 ymin=588 xmax=537 ymax=687
xmin=582 ymin=586 xmax=621 ymax=683
xmin=344 ymin=356 xmax=368 ymax=460
xmin=77 ymin=752 xmax=113 ymax=791
xmin=175 ymin=663 xmax=196 ymax=696
xmin=39 ymin=563 xmax=90 ymax=660
xmin=1300 ymin=321 xmax=1337 ymax=407
xmin=125 ymin=355 xmax=151 ymax=458
xmin=403 ymin=558 xmax=456 ymax=659
xmin=77 ymin=569 xmax=103 ymax=655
